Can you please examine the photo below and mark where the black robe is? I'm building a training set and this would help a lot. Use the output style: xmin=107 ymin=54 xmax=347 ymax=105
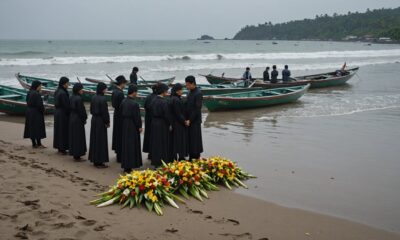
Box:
xmin=53 ymin=87 xmax=70 ymax=151
xmin=271 ymin=70 xmax=279 ymax=83
xmin=88 ymin=94 xmax=110 ymax=165
xmin=263 ymin=70 xmax=270 ymax=81
xmin=111 ymin=88 xmax=124 ymax=161
xmin=170 ymin=95 xmax=188 ymax=160
xmin=130 ymin=72 xmax=138 ymax=85
xmin=150 ymin=96 xmax=172 ymax=167
xmin=120 ymin=97 xmax=142 ymax=170
xmin=24 ymin=90 xmax=46 ymax=139
xmin=68 ymin=94 xmax=87 ymax=158
xmin=185 ymin=87 xmax=203 ymax=159
xmin=143 ymin=93 xmax=156 ymax=154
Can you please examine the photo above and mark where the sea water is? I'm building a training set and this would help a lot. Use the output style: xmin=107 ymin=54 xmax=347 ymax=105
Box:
xmin=1 ymin=39 xmax=400 ymax=232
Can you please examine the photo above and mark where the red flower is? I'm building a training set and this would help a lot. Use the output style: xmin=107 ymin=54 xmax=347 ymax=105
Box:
xmin=194 ymin=175 xmax=200 ymax=181
xmin=179 ymin=180 xmax=184 ymax=185
xmin=139 ymin=185 xmax=145 ymax=192
xmin=130 ymin=190 xmax=136 ymax=197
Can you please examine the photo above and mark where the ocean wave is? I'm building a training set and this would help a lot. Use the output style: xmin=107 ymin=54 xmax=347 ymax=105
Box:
xmin=0 ymin=51 xmax=46 ymax=56
xmin=148 ymin=59 xmax=399 ymax=72
xmin=256 ymin=94 xmax=400 ymax=119
xmin=1 ymin=49 xmax=400 ymax=66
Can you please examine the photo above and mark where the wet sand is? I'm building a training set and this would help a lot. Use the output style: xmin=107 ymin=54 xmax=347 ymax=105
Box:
xmin=1 ymin=119 xmax=400 ymax=240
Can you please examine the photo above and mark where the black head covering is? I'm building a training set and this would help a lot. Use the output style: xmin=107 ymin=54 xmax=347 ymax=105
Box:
xmin=132 ymin=67 xmax=139 ymax=72
xmin=96 ymin=82 xmax=107 ymax=95
xmin=59 ymin=76 xmax=69 ymax=87
xmin=30 ymin=80 xmax=42 ymax=91
xmin=272 ymin=65 xmax=277 ymax=69
xmin=185 ymin=75 xmax=196 ymax=84
xmin=285 ymin=65 xmax=289 ymax=69
xmin=266 ymin=67 xmax=270 ymax=70
xmin=151 ymin=83 xmax=159 ymax=94
xmin=171 ymin=83 xmax=183 ymax=97
xmin=156 ymin=83 xmax=169 ymax=95
xmin=246 ymin=67 xmax=250 ymax=70
xmin=115 ymin=75 xmax=128 ymax=85
xmin=127 ymin=84 xmax=138 ymax=95
xmin=73 ymin=83 xmax=84 ymax=95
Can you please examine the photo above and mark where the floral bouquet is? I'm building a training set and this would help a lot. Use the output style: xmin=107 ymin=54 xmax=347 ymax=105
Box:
xmin=160 ymin=160 xmax=219 ymax=202
xmin=197 ymin=156 xmax=256 ymax=190
xmin=90 ymin=170 xmax=182 ymax=215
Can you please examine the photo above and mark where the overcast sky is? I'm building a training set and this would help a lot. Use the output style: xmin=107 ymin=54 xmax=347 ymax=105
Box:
xmin=0 ymin=0 xmax=399 ymax=40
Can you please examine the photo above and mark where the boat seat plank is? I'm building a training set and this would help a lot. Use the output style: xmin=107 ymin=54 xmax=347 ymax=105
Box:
xmin=0 ymin=94 xmax=21 ymax=99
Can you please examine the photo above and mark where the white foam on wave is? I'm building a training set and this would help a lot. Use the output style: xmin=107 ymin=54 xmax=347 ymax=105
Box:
xmin=149 ymin=58 xmax=399 ymax=72
xmin=1 ymin=49 xmax=400 ymax=66
xmin=257 ymin=94 xmax=400 ymax=119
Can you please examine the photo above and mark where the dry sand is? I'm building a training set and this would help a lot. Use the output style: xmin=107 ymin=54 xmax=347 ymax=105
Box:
xmin=0 ymin=119 xmax=399 ymax=240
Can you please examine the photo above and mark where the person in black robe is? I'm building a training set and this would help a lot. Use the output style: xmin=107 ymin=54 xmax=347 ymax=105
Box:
xmin=130 ymin=67 xmax=139 ymax=85
xmin=142 ymin=84 xmax=158 ymax=160
xmin=263 ymin=66 xmax=270 ymax=82
xmin=185 ymin=76 xmax=203 ymax=160
xmin=68 ymin=83 xmax=87 ymax=161
xmin=120 ymin=84 xmax=143 ymax=172
xmin=88 ymin=83 xmax=110 ymax=168
xmin=169 ymin=83 xmax=188 ymax=161
xmin=53 ymin=76 xmax=70 ymax=154
xmin=24 ymin=80 xmax=46 ymax=148
xmin=271 ymin=65 xmax=279 ymax=83
xmin=150 ymin=83 xmax=172 ymax=167
xmin=282 ymin=65 xmax=291 ymax=82
xmin=111 ymin=75 xmax=127 ymax=163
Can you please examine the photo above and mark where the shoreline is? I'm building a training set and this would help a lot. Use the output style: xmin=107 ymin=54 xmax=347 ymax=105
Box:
xmin=1 ymin=118 xmax=399 ymax=239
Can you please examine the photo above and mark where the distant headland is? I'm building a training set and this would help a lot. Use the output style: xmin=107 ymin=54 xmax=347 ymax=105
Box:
xmin=233 ymin=7 xmax=400 ymax=43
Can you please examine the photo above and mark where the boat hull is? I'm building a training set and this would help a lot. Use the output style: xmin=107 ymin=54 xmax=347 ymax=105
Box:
xmin=0 ymin=85 xmax=54 ymax=115
xmin=16 ymin=74 xmax=146 ymax=106
xmin=203 ymin=85 xmax=309 ymax=112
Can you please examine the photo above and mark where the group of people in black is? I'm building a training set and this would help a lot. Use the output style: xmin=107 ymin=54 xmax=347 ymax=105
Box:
xmin=242 ymin=65 xmax=292 ymax=86
xmin=23 ymin=74 xmax=204 ymax=172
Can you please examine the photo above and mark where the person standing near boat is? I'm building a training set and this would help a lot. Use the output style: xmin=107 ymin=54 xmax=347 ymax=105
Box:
xmin=150 ymin=83 xmax=172 ymax=167
xmin=120 ymin=84 xmax=143 ymax=172
xmin=185 ymin=76 xmax=203 ymax=160
xmin=68 ymin=83 xmax=87 ymax=161
xmin=53 ymin=77 xmax=70 ymax=155
xmin=263 ymin=66 xmax=270 ymax=82
xmin=170 ymin=83 xmax=188 ymax=161
xmin=143 ymin=84 xmax=158 ymax=160
xmin=89 ymin=83 xmax=110 ymax=168
xmin=24 ymin=80 xmax=46 ymax=148
xmin=242 ymin=67 xmax=252 ymax=87
xmin=282 ymin=65 xmax=291 ymax=82
xmin=130 ymin=67 xmax=139 ymax=85
xmin=111 ymin=75 xmax=127 ymax=163
xmin=271 ymin=65 xmax=279 ymax=83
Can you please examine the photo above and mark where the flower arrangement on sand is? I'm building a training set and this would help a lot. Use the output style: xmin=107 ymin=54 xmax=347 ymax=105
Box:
xmin=90 ymin=157 xmax=256 ymax=215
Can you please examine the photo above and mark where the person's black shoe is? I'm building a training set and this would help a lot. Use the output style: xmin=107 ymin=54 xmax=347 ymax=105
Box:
xmin=95 ymin=163 xmax=108 ymax=169
xmin=74 ymin=157 xmax=86 ymax=162
xmin=58 ymin=150 xmax=68 ymax=155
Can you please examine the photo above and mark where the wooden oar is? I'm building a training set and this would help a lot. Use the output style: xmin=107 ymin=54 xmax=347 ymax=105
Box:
xmin=139 ymin=76 xmax=149 ymax=84
xmin=105 ymin=74 xmax=116 ymax=85
xmin=76 ymin=77 xmax=82 ymax=84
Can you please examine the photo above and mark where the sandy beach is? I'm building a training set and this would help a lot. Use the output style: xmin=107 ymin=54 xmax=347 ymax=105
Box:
xmin=1 ymin=118 xmax=399 ymax=240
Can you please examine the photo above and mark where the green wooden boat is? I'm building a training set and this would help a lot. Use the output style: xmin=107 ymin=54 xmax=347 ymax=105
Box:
xmin=16 ymin=73 xmax=147 ymax=107
xmin=195 ymin=84 xmax=263 ymax=96
xmin=0 ymin=85 xmax=55 ymax=115
xmin=85 ymin=76 xmax=175 ymax=85
xmin=293 ymin=67 xmax=359 ymax=88
xmin=201 ymin=67 xmax=359 ymax=88
xmin=203 ymin=84 xmax=310 ymax=112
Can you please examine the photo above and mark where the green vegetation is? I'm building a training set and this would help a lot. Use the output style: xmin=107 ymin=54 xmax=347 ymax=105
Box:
xmin=233 ymin=7 xmax=400 ymax=42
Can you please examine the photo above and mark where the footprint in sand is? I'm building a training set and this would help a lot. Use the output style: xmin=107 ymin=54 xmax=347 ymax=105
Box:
xmin=219 ymin=232 xmax=252 ymax=240
xmin=81 ymin=219 xmax=97 ymax=226
xmin=52 ymin=222 xmax=75 ymax=229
